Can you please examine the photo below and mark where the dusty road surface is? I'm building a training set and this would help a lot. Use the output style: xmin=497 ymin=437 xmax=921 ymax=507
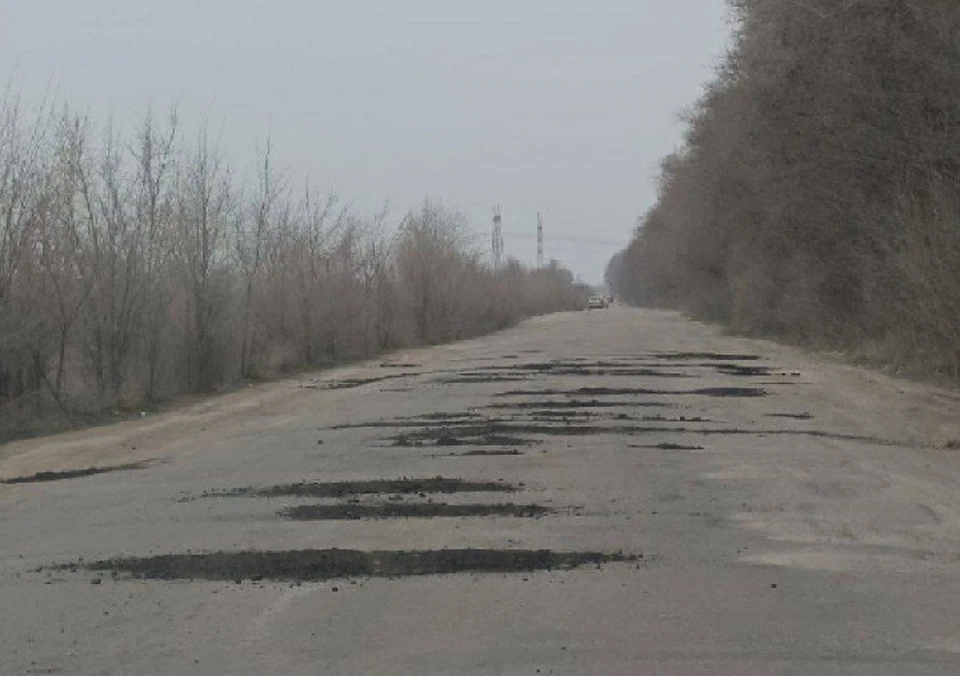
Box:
xmin=4 ymin=308 xmax=960 ymax=675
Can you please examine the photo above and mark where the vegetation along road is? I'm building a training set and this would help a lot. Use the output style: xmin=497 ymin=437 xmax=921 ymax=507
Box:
xmin=3 ymin=307 xmax=960 ymax=674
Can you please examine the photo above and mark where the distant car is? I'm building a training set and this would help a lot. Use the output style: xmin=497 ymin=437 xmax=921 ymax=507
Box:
xmin=587 ymin=295 xmax=608 ymax=310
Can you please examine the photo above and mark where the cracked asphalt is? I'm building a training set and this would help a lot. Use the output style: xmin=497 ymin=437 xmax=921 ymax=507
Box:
xmin=3 ymin=307 xmax=960 ymax=675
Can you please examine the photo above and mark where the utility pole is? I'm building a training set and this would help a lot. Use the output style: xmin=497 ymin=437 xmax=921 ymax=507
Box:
xmin=536 ymin=211 xmax=544 ymax=269
xmin=492 ymin=205 xmax=504 ymax=270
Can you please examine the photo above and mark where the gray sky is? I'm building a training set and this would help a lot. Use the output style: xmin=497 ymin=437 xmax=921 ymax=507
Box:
xmin=1 ymin=0 xmax=730 ymax=284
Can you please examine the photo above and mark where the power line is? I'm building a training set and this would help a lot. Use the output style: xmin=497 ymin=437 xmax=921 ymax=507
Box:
xmin=502 ymin=231 xmax=626 ymax=247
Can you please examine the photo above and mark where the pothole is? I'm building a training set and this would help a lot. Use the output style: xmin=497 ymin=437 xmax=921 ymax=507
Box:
xmin=72 ymin=548 xmax=636 ymax=582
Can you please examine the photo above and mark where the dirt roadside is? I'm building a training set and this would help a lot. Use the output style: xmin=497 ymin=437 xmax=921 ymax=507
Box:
xmin=0 ymin=341 xmax=463 ymax=480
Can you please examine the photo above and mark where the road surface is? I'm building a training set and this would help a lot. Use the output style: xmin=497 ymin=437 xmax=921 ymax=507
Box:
xmin=3 ymin=308 xmax=960 ymax=675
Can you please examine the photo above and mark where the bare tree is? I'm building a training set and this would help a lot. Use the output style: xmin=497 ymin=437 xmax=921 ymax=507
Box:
xmin=291 ymin=184 xmax=342 ymax=364
xmin=355 ymin=205 xmax=396 ymax=354
xmin=612 ymin=0 xmax=960 ymax=376
xmin=175 ymin=126 xmax=233 ymax=391
xmin=0 ymin=90 xmax=52 ymax=410
xmin=0 ymin=94 xmax=585 ymax=437
xmin=132 ymin=107 xmax=179 ymax=401
xmin=235 ymin=136 xmax=284 ymax=378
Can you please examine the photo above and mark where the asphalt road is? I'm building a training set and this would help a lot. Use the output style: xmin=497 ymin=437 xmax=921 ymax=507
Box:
xmin=3 ymin=307 xmax=960 ymax=675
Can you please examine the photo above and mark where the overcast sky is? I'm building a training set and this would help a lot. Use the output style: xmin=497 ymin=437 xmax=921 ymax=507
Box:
xmin=1 ymin=0 xmax=731 ymax=284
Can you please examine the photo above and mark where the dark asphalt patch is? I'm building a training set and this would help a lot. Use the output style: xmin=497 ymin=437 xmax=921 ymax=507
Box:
xmin=198 ymin=477 xmax=515 ymax=499
xmin=767 ymin=412 xmax=813 ymax=420
xmin=448 ymin=449 xmax=524 ymax=457
xmin=330 ymin=413 xmax=484 ymax=430
xmin=1 ymin=462 xmax=148 ymax=485
xmin=330 ymin=420 xmax=454 ymax=430
xmin=387 ymin=421 xmax=709 ymax=447
xmin=324 ymin=374 xmax=409 ymax=390
xmin=410 ymin=412 xmax=482 ymax=421
xmin=390 ymin=423 xmax=593 ymax=446
xmin=527 ymin=411 xmax=710 ymax=423
xmin=389 ymin=421 xmax=889 ymax=446
xmin=333 ymin=409 xmax=700 ymax=434
xmin=392 ymin=432 xmax=535 ymax=447
xmin=487 ymin=399 xmax=672 ymax=410
xmin=76 ymin=548 xmax=635 ymax=582
xmin=694 ymin=387 xmax=768 ymax=397
xmin=280 ymin=502 xmax=551 ymax=520
xmin=631 ymin=443 xmax=705 ymax=451
xmin=440 ymin=375 xmax=531 ymax=384
xmin=713 ymin=364 xmax=772 ymax=377
xmin=654 ymin=352 xmax=762 ymax=361
xmin=471 ymin=363 xmax=688 ymax=378
xmin=496 ymin=387 xmax=767 ymax=398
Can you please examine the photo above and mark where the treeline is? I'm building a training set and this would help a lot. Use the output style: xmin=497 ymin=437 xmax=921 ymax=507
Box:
xmin=0 ymin=96 xmax=584 ymax=435
xmin=609 ymin=0 xmax=960 ymax=377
